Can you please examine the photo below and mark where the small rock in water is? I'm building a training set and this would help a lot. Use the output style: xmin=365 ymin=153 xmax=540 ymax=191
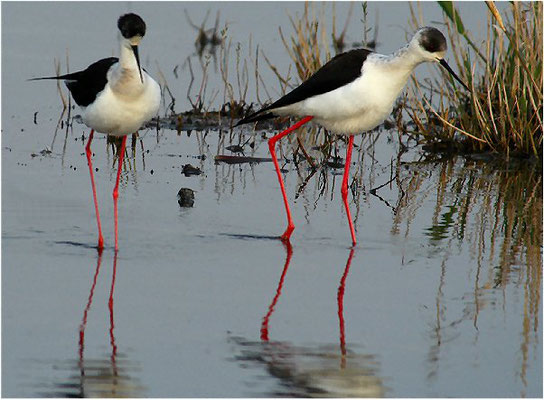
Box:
xmin=177 ymin=188 xmax=195 ymax=207
xmin=182 ymin=164 xmax=202 ymax=176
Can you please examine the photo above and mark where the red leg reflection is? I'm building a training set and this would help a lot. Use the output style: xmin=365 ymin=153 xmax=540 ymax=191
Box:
xmin=79 ymin=248 xmax=104 ymax=369
xmin=261 ymin=242 xmax=294 ymax=341
xmin=86 ymin=130 xmax=104 ymax=250
xmin=113 ymin=136 xmax=127 ymax=251
xmin=268 ymin=116 xmax=314 ymax=242
xmin=337 ymin=248 xmax=355 ymax=368
xmin=109 ymin=251 xmax=118 ymax=373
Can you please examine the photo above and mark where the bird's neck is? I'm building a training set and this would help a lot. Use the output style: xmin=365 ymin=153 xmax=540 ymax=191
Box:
xmin=365 ymin=45 xmax=423 ymax=98
xmin=119 ymin=43 xmax=140 ymax=73
xmin=109 ymin=43 xmax=145 ymax=96
xmin=369 ymin=44 xmax=424 ymax=88
xmin=388 ymin=44 xmax=424 ymax=71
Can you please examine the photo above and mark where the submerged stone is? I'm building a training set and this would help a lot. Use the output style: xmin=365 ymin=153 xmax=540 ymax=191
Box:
xmin=177 ymin=188 xmax=195 ymax=207
xmin=182 ymin=164 xmax=202 ymax=176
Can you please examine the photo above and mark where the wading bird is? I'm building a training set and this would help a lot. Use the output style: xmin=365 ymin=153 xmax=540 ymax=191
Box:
xmin=31 ymin=13 xmax=161 ymax=251
xmin=236 ymin=27 xmax=469 ymax=246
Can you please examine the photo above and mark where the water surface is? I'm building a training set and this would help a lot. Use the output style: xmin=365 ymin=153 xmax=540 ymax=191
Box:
xmin=2 ymin=1 xmax=541 ymax=397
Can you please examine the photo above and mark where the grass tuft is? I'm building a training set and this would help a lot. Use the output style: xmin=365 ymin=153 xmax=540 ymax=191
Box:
xmin=405 ymin=1 xmax=543 ymax=159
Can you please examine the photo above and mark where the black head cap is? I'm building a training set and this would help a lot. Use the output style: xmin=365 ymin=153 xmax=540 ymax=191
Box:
xmin=418 ymin=27 xmax=447 ymax=53
xmin=117 ymin=13 xmax=146 ymax=39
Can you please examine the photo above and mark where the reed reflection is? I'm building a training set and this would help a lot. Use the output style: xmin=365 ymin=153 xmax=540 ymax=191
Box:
xmin=393 ymin=157 xmax=542 ymax=393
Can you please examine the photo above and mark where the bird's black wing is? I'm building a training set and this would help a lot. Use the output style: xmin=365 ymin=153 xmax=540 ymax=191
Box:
xmin=30 ymin=57 xmax=119 ymax=107
xmin=236 ymin=48 xmax=373 ymax=126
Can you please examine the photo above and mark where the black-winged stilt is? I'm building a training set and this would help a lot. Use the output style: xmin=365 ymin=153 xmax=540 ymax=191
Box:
xmin=236 ymin=27 xmax=469 ymax=246
xmin=31 ymin=13 xmax=161 ymax=251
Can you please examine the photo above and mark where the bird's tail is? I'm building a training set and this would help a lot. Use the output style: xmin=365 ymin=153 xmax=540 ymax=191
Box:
xmin=235 ymin=111 xmax=275 ymax=127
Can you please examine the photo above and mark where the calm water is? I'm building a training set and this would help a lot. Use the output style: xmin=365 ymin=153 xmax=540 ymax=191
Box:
xmin=2 ymin=2 xmax=542 ymax=397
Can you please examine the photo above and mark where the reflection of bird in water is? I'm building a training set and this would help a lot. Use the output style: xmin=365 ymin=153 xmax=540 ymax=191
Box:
xmin=44 ymin=251 xmax=145 ymax=397
xmin=337 ymin=248 xmax=355 ymax=369
xmin=260 ymin=242 xmax=293 ymax=341
xmin=236 ymin=27 xmax=469 ymax=246
xmin=232 ymin=338 xmax=384 ymax=397
xmin=31 ymin=13 xmax=161 ymax=251
xmin=234 ymin=247 xmax=384 ymax=397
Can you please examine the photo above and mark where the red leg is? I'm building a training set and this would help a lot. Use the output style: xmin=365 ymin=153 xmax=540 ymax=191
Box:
xmin=85 ymin=130 xmax=104 ymax=250
xmin=113 ymin=136 xmax=127 ymax=251
xmin=341 ymin=135 xmax=357 ymax=246
xmin=268 ymin=116 xmax=313 ymax=241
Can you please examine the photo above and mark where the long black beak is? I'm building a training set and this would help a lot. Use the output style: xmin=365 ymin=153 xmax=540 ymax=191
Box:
xmin=439 ymin=59 xmax=470 ymax=92
xmin=131 ymin=45 xmax=144 ymax=83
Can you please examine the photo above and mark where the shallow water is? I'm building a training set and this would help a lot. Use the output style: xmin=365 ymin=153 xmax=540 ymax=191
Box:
xmin=2 ymin=1 xmax=542 ymax=397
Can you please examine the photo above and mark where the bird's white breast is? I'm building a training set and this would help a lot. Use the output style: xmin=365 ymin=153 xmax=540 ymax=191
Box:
xmin=81 ymin=68 xmax=161 ymax=136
